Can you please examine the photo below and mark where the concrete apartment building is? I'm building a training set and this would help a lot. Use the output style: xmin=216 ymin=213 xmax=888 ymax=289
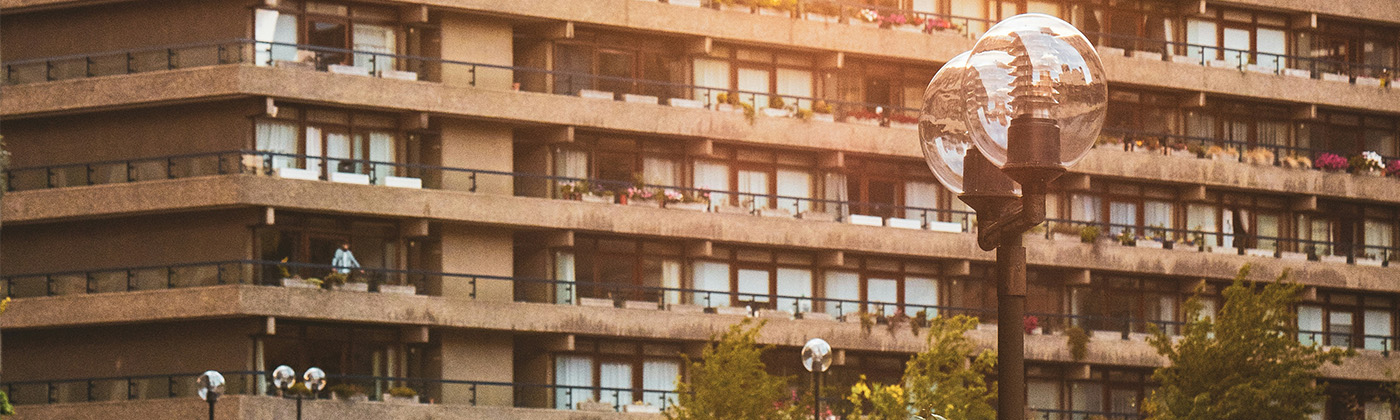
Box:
xmin=1 ymin=0 xmax=1398 ymax=418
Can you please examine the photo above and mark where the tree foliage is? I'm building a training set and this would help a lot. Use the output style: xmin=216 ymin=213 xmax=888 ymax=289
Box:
xmin=848 ymin=315 xmax=997 ymax=420
xmin=1145 ymin=265 xmax=1352 ymax=420
xmin=667 ymin=319 xmax=804 ymax=420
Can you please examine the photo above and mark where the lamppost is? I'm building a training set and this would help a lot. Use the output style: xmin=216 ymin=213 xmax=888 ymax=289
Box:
xmin=197 ymin=370 xmax=225 ymax=420
xmin=272 ymin=365 xmax=327 ymax=420
xmin=920 ymin=14 xmax=1106 ymax=420
xmin=801 ymin=338 xmax=833 ymax=420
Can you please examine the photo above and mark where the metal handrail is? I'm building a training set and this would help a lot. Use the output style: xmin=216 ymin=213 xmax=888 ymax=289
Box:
xmin=1098 ymin=127 xmax=1400 ymax=163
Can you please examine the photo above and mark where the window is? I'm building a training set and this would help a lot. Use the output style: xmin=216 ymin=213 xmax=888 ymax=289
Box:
xmin=553 ymin=31 xmax=685 ymax=97
xmin=262 ymin=321 xmax=424 ymax=399
xmin=1071 ymin=275 xmax=1180 ymax=335
xmin=567 ymin=237 xmax=683 ymax=304
xmin=254 ymin=1 xmax=401 ymax=72
xmin=1183 ymin=7 xmax=1291 ymax=68
xmin=552 ymin=135 xmax=684 ymax=195
xmin=255 ymin=213 xmax=402 ymax=284
xmin=254 ymin=106 xmax=402 ymax=183
xmin=1299 ymin=20 xmax=1400 ymax=79
xmin=694 ymin=145 xmax=817 ymax=214
xmin=822 ymin=256 xmax=943 ymax=317
xmin=846 ymin=157 xmax=948 ymax=222
xmin=1065 ymin=0 xmax=1175 ymax=54
xmin=1299 ymin=292 xmax=1397 ymax=351
xmin=829 ymin=60 xmax=936 ymax=121
xmin=1105 ymin=89 xmax=1179 ymax=135
xmin=553 ymin=339 xmax=683 ymax=410
xmin=692 ymin=247 xmax=815 ymax=310
xmin=1069 ymin=368 xmax=1151 ymax=418
xmin=694 ymin=45 xmax=817 ymax=108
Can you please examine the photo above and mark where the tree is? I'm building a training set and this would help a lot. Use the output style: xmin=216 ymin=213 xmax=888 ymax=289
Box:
xmin=667 ymin=319 xmax=803 ymax=420
xmin=848 ymin=315 xmax=997 ymax=420
xmin=1145 ymin=265 xmax=1352 ymax=420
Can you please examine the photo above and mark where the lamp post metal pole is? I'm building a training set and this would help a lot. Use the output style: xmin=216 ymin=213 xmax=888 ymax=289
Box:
xmin=207 ymin=394 xmax=217 ymax=420
xmin=812 ymin=368 xmax=820 ymax=420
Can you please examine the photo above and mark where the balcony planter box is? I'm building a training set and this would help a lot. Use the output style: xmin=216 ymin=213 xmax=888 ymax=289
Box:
xmin=281 ymin=278 xmax=320 ymax=289
xmin=757 ymin=7 xmax=788 ymax=16
xmin=1320 ymin=255 xmax=1349 ymax=264
xmin=668 ymin=202 xmax=708 ymax=212
xmin=623 ymin=300 xmax=660 ymax=310
xmin=668 ymin=98 xmax=704 ymax=109
xmin=625 ymin=198 xmax=662 ymax=208
xmin=1245 ymin=64 xmax=1276 ymax=74
xmin=1359 ymin=169 xmax=1384 ymax=177
xmin=382 ymin=175 xmax=422 ymax=189
xmin=1135 ymin=240 xmax=1164 ymax=249
xmin=577 ymin=400 xmax=615 ymax=412
xmin=797 ymin=210 xmax=837 ymax=222
xmin=710 ymin=306 xmax=750 ymax=316
xmin=811 ymin=113 xmax=835 ymax=122
xmin=331 ymin=282 xmax=369 ymax=292
xmin=665 ymin=303 xmax=705 ymax=313
xmin=276 ymin=167 xmax=320 ymax=181
xmin=1280 ymin=252 xmax=1308 ymax=261
xmin=380 ymin=69 xmax=418 ymax=81
xmin=1210 ymin=247 xmax=1239 ymax=255
xmin=378 ymin=284 xmax=417 ymax=295
xmin=757 ymin=208 xmax=793 ymax=218
xmin=886 ymin=217 xmax=923 ymax=230
xmin=579 ymin=89 xmax=615 ymax=100
xmin=798 ymin=312 xmax=834 ymax=321
xmin=848 ymin=214 xmax=884 ymax=226
xmin=581 ymin=194 xmax=614 ymax=204
xmin=715 ymin=104 xmax=743 ymax=113
xmin=624 ymin=403 xmax=662 ymax=414
xmin=718 ymin=3 xmax=749 ymax=13
xmin=330 ymin=172 xmax=371 ymax=185
xmin=1356 ymin=76 xmax=1382 ymax=87
xmin=761 ymin=107 xmax=791 ymax=118
xmin=579 ymin=297 xmax=615 ymax=308
xmin=756 ymin=309 xmax=794 ymax=319
xmin=623 ymin=93 xmax=659 ymax=105
xmin=328 ymin=64 xmax=371 ymax=76
xmin=1283 ymin=68 xmax=1311 ymax=78
xmin=382 ymin=394 xmax=420 ymax=404
xmin=890 ymin=122 xmax=918 ymax=130
xmin=666 ymin=0 xmax=701 ymax=6
xmin=1131 ymin=50 xmax=1163 ymax=61
xmin=1356 ymin=258 xmax=1385 ymax=267
xmin=1170 ymin=55 xmax=1201 ymax=65
xmin=1321 ymin=73 xmax=1350 ymax=83
xmin=273 ymin=60 xmax=316 ymax=71
xmin=804 ymin=13 xmax=840 ymax=23
xmin=846 ymin=117 xmax=881 ymax=126
xmin=1205 ymin=59 xmax=1230 ymax=68
xmin=1097 ymin=46 xmax=1126 ymax=57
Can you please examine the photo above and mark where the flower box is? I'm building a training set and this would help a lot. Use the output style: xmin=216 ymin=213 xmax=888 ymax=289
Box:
xmin=885 ymin=217 xmax=923 ymax=230
xmin=797 ymin=312 xmax=834 ymax=321
xmin=1170 ymin=55 xmax=1201 ymax=65
xmin=804 ymin=13 xmax=840 ymax=23
xmin=1280 ymin=252 xmax=1308 ymax=261
xmin=928 ymin=221 xmax=964 ymax=233
xmin=276 ymin=167 xmax=320 ymax=181
xmin=331 ymin=282 xmax=370 ymax=292
xmin=848 ymin=214 xmax=884 ymax=226
xmin=711 ymin=306 xmax=750 ymax=316
xmin=894 ymin=24 xmax=922 ymax=33
xmin=577 ymin=400 xmax=615 ymax=412
xmin=581 ymin=194 xmax=614 ymax=204
xmin=579 ymin=297 xmax=615 ymax=308
xmin=668 ymin=98 xmax=704 ymax=109
xmin=756 ymin=7 xmax=788 ymax=16
xmin=624 ymin=403 xmax=662 ymax=414
xmin=714 ymin=205 xmax=752 ymax=215
xmin=1356 ymin=76 xmax=1382 ymax=87
xmin=330 ymin=172 xmax=371 ymax=185
xmin=1356 ymin=258 xmax=1385 ymax=267
xmin=328 ymin=64 xmax=371 ymax=76
xmin=382 ymin=176 xmax=422 ymax=189
xmin=281 ymin=278 xmax=320 ymax=289
xmin=579 ymin=89 xmax=614 ymax=100
xmin=1210 ymin=247 xmax=1240 ymax=255
xmin=1282 ymin=68 xmax=1311 ymax=78
xmin=622 ymin=93 xmax=659 ymax=104
xmin=666 ymin=303 xmax=705 ymax=313
xmin=380 ymin=70 xmax=418 ymax=81
xmin=1131 ymin=50 xmax=1163 ymax=61
xmin=1320 ymin=73 xmax=1350 ymax=83
xmin=761 ymin=108 xmax=791 ymax=118
xmin=756 ymin=309 xmax=794 ymax=319
xmin=379 ymin=284 xmax=417 ymax=295
xmin=666 ymin=0 xmax=701 ymax=6
xmin=626 ymin=198 xmax=662 ymax=208
xmin=1245 ymin=64 xmax=1276 ymax=74
xmin=668 ymin=202 xmax=708 ymax=212
xmin=1205 ymin=59 xmax=1231 ymax=68
xmin=1320 ymin=255 xmax=1349 ymax=264
xmin=810 ymin=113 xmax=835 ymax=122
xmin=1244 ymin=248 xmax=1274 ymax=258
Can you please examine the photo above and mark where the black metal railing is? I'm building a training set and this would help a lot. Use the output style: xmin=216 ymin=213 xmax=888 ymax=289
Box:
xmin=1299 ymin=330 xmax=1394 ymax=355
xmin=1098 ymin=127 xmax=1399 ymax=166
xmin=1037 ymin=218 xmax=1398 ymax=267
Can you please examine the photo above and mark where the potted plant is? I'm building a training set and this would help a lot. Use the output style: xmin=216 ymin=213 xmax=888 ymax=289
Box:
xmin=1023 ymin=315 xmax=1040 ymax=335
xmin=668 ymin=189 xmax=710 ymax=211
xmin=1094 ymin=132 xmax=1124 ymax=150
xmin=624 ymin=175 xmax=662 ymax=207
xmin=557 ymin=182 xmax=581 ymax=200
xmin=384 ymin=386 xmax=420 ymax=404
xmin=1167 ymin=141 xmax=1193 ymax=158
xmin=1079 ymin=225 xmax=1100 ymax=244
xmin=851 ymin=8 xmax=880 ymax=28
xmin=762 ymin=96 xmax=791 ymax=117
xmin=578 ymin=182 xmax=615 ymax=204
xmin=802 ymin=1 xmax=841 ymax=23
xmin=754 ymin=0 xmax=794 ymax=17
xmin=278 ymin=258 xmax=321 ymax=289
xmin=1050 ymin=223 xmax=1080 ymax=241
xmin=328 ymin=384 xmax=368 ymax=402
xmin=1281 ymin=154 xmax=1312 ymax=169
xmin=1350 ymin=151 xmax=1384 ymax=176
xmin=1314 ymin=153 xmax=1348 ymax=172
xmin=923 ymin=16 xmax=952 ymax=33
xmin=1386 ymin=159 xmax=1400 ymax=177
xmin=1116 ymin=229 xmax=1137 ymax=246
xmin=1243 ymin=148 xmax=1275 ymax=165
xmin=325 ymin=271 xmax=368 ymax=292
xmin=1187 ymin=143 xmax=1207 ymax=158
xmin=1207 ymin=145 xmax=1238 ymax=161
xmin=810 ymin=100 xmax=835 ymax=122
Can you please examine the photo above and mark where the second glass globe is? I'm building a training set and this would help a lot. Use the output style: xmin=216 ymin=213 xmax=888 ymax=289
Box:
xmin=961 ymin=13 xmax=1107 ymax=169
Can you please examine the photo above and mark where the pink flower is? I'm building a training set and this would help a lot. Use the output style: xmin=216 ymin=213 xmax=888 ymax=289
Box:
xmin=1387 ymin=159 xmax=1400 ymax=176
xmin=1314 ymin=153 xmax=1348 ymax=171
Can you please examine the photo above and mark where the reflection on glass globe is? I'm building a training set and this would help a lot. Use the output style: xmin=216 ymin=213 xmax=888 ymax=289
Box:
xmin=801 ymin=338 xmax=833 ymax=373
xmin=272 ymin=365 xmax=296 ymax=390
xmin=197 ymin=370 xmax=225 ymax=401
xmin=919 ymin=52 xmax=974 ymax=194
xmin=961 ymin=13 xmax=1107 ymax=169
xmin=303 ymin=367 xmax=327 ymax=392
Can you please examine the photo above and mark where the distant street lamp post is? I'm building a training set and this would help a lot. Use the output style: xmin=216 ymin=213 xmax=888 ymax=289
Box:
xmin=920 ymin=14 xmax=1107 ymax=420
xmin=801 ymin=338 xmax=833 ymax=420
xmin=272 ymin=365 xmax=326 ymax=420
xmin=197 ymin=370 xmax=225 ymax=420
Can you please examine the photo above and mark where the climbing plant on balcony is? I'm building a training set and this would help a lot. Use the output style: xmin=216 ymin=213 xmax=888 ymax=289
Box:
xmin=1145 ymin=265 xmax=1353 ymax=420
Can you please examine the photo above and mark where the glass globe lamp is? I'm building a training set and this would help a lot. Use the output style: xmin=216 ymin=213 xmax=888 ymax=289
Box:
xmin=271 ymin=365 xmax=296 ymax=390
xmin=921 ymin=52 xmax=1021 ymax=196
xmin=197 ymin=370 xmax=225 ymax=402
xmin=960 ymin=13 xmax=1107 ymax=176
xmin=801 ymin=338 xmax=833 ymax=373
xmin=303 ymin=367 xmax=326 ymax=393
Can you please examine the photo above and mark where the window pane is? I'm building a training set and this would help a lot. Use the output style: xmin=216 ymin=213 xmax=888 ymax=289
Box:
xmin=352 ymin=23 xmax=396 ymax=71
xmin=736 ymin=68 xmax=770 ymax=105
xmin=905 ymin=276 xmax=938 ymax=316
xmin=643 ymin=157 xmax=680 ymax=186
xmin=1298 ymin=306 xmax=1323 ymax=345
xmin=1072 ymin=382 xmax=1104 ymax=415
xmin=554 ymin=356 xmax=593 ymax=410
xmin=1257 ymin=28 xmax=1286 ymax=69
xmin=598 ymin=362 xmax=633 ymax=408
xmin=692 ymin=58 xmax=730 ymax=104
xmin=1109 ymin=201 xmax=1139 ymax=235
xmin=1071 ymin=194 xmax=1103 ymax=223
xmin=598 ymin=51 xmax=636 ymax=94
xmin=775 ymin=68 xmax=813 ymax=108
xmin=825 ymin=271 xmax=860 ymax=316
xmin=1185 ymin=20 xmax=1217 ymax=60
xmin=1222 ymin=28 xmax=1250 ymax=65
xmin=867 ymin=278 xmax=898 ymax=316
xmin=738 ymin=268 xmax=770 ymax=303
xmin=1364 ymin=310 xmax=1391 ymax=351
xmin=1328 ymin=311 xmax=1354 ymax=347
xmin=692 ymin=261 xmax=730 ymax=307
xmin=738 ymin=170 xmax=770 ymax=209
xmin=641 ymin=360 xmax=680 ymax=408
xmin=555 ymin=251 xmax=576 ymax=304
xmin=904 ymin=181 xmax=940 ymax=221
xmin=693 ymin=161 xmax=730 ymax=206
xmin=776 ymin=268 xmax=813 ymax=313
xmin=776 ymin=169 xmax=813 ymax=213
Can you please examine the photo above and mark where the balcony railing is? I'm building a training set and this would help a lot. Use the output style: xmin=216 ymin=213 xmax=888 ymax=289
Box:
xmin=1099 ymin=127 xmax=1399 ymax=167
xmin=1038 ymin=218 xmax=1398 ymax=268
xmin=0 ymin=371 xmax=682 ymax=412
xmin=1030 ymin=408 xmax=1145 ymax=420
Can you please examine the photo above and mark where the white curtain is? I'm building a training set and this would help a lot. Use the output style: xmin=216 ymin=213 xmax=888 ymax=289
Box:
xmin=1364 ymin=310 xmax=1390 ymax=351
xmin=1072 ymin=383 xmax=1104 ymax=414
xmin=736 ymin=68 xmax=769 ymax=107
xmin=1366 ymin=401 xmax=1393 ymax=420
xmin=326 ymin=132 xmax=352 ymax=174
xmin=556 ymin=148 xmax=589 ymax=195
xmin=255 ymin=10 xmax=298 ymax=65
xmin=824 ymin=173 xmax=848 ymax=216
xmin=950 ymin=0 xmax=986 ymax=36
xmin=1027 ymin=380 xmax=1061 ymax=411
xmin=692 ymin=261 xmax=731 ymax=307
xmin=824 ymin=271 xmax=859 ymax=316
xmin=256 ymin=121 xmax=298 ymax=169
xmin=775 ymin=268 xmax=812 ymax=314
xmin=641 ymin=360 xmax=680 ymax=409
xmin=1222 ymin=28 xmax=1250 ymax=67
xmin=774 ymin=68 xmax=812 ymax=108
xmin=1186 ymin=204 xmax=1217 ymax=233
xmin=555 ymin=355 xmax=593 ymax=410
xmin=692 ymin=58 xmax=729 ymax=105
xmin=1144 ymin=201 xmax=1172 ymax=232
xmin=1257 ymin=214 xmax=1280 ymax=251
xmin=867 ymin=278 xmax=898 ymax=316
xmin=1298 ymin=306 xmax=1323 ymax=346
xmin=369 ymin=131 xmax=395 ymax=183
xmin=353 ymin=23 xmax=396 ymax=72
xmin=910 ymin=0 xmax=936 ymax=12
xmin=904 ymin=181 xmax=939 ymax=221
xmin=555 ymin=251 xmax=576 ymax=304
xmin=643 ymin=157 xmax=679 ymax=187
xmin=693 ymin=161 xmax=730 ymax=207
xmin=1071 ymin=194 xmax=1102 ymax=223
xmin=1186 ymin=19 xmax=1217 ymax=61
xmin=737 ymin=269 xmax=770 ymax=303
xmin=905 ymin=276 xmax=938 ymax=317
xmin=1364 ymin=220 xmax=1394 ymax=250
xmin=661 ymin=260 xmax=681 ymax=307
xmin=304 ymin=127 xmax=324 ymax=174
xmin=599 ymin=362 xmax=633 ymax=409
xmin=1221 ymin=209 xmax=1236 ymax=249
xmin=776 ymin=169 xmax=812 ymax=214
xmin=737 ymin=170 xmax=769 ymax=210
xmin=1109 ymin=202 xmax=1139 ymax=235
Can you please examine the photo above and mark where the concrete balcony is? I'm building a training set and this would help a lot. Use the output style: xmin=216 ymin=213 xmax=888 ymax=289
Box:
xmin=6 ymin=395 xmax=662 ymax=420
xmin=3 ymin=175 xmax=1396 ymax=291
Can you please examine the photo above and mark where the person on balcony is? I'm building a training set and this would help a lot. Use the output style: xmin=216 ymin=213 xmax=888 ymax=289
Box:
xmin=332 ymin=242 xmax=362 ymax=275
